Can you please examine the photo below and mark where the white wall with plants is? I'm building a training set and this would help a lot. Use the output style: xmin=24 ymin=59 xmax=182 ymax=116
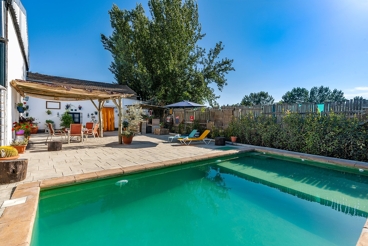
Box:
xmin=25 ymin=97 xmax=142 ymax=130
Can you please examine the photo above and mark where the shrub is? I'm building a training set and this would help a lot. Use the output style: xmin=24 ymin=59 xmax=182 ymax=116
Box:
xmin=228 ymin=112 xmax=368 ymax=162
xmin=0 ymin=146 xmax=18 ymax=157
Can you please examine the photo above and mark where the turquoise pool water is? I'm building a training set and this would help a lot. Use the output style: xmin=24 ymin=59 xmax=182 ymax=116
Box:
xmin=31 ymin=153 xmax=368 ymax=246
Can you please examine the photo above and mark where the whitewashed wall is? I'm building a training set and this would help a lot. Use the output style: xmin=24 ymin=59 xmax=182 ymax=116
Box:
xmin=5 ymin=1 xmax=28 ymax=144
xmin=25 ymin=97 xmax=143 ymax=130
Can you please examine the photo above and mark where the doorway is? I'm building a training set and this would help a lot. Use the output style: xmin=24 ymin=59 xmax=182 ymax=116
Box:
xmin=102 ymin=107 xmax=115 ymax=131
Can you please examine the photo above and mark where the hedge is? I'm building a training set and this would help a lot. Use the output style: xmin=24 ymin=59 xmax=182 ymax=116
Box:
xmin=226 ymin=112 xmax=368 ymax=162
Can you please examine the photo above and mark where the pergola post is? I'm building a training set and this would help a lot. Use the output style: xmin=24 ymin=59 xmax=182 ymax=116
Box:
xmin=113 ymin=97 xmax=123 ymax=144
xmin=90 ymin=99 xmax=105 ymax=137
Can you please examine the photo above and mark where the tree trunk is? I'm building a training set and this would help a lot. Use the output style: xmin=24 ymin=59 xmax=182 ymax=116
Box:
xmin=48 ymin=141 xmax=62 ymax=151
xmin=0 ymin=159 xmax=28 ymax=184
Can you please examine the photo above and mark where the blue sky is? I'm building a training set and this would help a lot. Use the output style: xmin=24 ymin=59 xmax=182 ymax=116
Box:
xmin=21 ymin=0 xmax=368 ymax=105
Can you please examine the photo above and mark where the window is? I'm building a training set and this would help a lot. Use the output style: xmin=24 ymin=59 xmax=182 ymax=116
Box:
xmin=68 ymin=112 xmax=81 ymax=124
xmin=0 ymin=42 xmax=4 ymax=87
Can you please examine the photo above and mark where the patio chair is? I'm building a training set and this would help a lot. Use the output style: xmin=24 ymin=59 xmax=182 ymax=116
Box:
xmin=85 ymin=122 xmax=94 ymax=131
xmin=84 ymin=123 xmax=99 ymax=140
xmin=45 ymin=123 xmax=66 ymax=144
xmin=168 ymin=129 xmax=197 ymax=142
xmin=178 ymin=130 xmax=212 ymax=145
xmin=67 ymin=124 xmax=84 ymax=144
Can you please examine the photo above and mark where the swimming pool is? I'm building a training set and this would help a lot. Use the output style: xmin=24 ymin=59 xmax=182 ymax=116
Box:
xmin=31 ymin=152 xmax=368 ymax=246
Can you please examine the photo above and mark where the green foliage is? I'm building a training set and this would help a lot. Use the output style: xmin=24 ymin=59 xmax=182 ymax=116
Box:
xmin=178 ymin=122 xmax=184 ymax=134
xmin=10 ymin=139 xmax=28 ymax=146
xmin=60 ymin=111 xmax=73 ymax=128
xmin=240 ymin=91 xmax=274 ymax=106
xmin=228 ymin=112 xmax=367 ymax=161
xmin=123 ymin=104 xmax=144 ymax=135
xmin=122 ymin=121 xmax=129 ymax=128
xmin=0 ymin=146 xmax=18 ymax=157
xmin=282 ymin=87 xmax=309 ymax=104
xmin=191 ymin=120 xmax=205 ymax=133
xmin=101 ymin=0 xmax=234 ymax=106
xmin=210 ymin=126 xmax=224 ymax=138
xmin=308 ymin=86 xmax=345 ymax=103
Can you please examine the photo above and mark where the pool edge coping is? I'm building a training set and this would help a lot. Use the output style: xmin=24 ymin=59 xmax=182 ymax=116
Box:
xmin=1 ymin=147 xmax=368 ymax=246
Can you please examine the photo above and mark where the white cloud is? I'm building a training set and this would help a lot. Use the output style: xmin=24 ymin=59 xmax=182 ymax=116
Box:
xmin=354 ymin=87 xmax=368 ymax=91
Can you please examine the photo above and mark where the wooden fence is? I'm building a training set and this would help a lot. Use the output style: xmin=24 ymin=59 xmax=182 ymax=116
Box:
xmin=171 ymin=99 xmax=368 ymax=129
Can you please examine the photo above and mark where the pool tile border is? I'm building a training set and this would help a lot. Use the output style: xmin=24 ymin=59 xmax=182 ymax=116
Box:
xmin=1 ymin=147 xmax=368 ymax=246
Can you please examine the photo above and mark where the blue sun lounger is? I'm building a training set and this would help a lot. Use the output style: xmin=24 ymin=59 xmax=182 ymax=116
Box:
xmin=168 ymin=129 xmax=197 ymax=142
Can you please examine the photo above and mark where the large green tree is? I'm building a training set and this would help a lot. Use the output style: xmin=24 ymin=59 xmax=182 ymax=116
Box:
xmin=240 ymin=91 xmax=274 ymax=106
xmin=308 ymin=86 xmax=345 ymax=103
xmin=101 ymin=0 xmax=234 ymax=106
xmin=281 ymin=87 xmax=309 ymax=104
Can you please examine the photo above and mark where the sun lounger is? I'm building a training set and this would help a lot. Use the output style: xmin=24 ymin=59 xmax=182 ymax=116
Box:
xmin=178 ymin=130 xmax=212 ymax=145
xmin=168 ymin=130 xmax=197 ymax=142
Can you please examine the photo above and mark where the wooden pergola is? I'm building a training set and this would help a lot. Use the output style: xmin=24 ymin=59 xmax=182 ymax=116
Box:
xmin=10 ymin=72 xmax=137 ymax=143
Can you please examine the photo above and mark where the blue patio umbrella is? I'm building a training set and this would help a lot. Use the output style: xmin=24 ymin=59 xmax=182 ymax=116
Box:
xmin=164 ymin=100 xmax=205 ymax=108
xmin=165 ymin=101 xmax=206 ymax=126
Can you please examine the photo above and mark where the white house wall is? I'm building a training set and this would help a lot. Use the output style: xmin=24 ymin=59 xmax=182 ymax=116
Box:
xmin=5 ymin=1 xmax=27 ymax=145
xmin=26 ymin=97 xmax=143 ymax=130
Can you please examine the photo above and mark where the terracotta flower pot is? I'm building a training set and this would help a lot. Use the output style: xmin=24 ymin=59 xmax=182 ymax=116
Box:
xmin=122 ymin=135 xmax=133 ymax=144
xmin=12 ymin=145 xmax=26 ymax=154
xmin=30 ymin=126 xmax=38 ymax=134
xmin=231 ymin=136 xmax=237 ymax=143
xmin=0 ymin=155 xmax=20 ymax=160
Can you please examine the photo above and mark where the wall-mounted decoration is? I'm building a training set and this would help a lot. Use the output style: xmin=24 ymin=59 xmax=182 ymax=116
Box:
xmin=65 ymin=103 xmax=71 ymax=110
xmin=87 ymin=113 xmax=90 ymax=118
xmin=24 ymin=96 xmax=29 ymax=101
xmin=94 ymin=111 xmax=98 ymax=115
xmin=46 ymin=101 xmax=61 ymax=109
xmin=57 ymin=112 xmax=60 ymax=117
xmin=46 ymin=110 xmax=52 ymax=115
xmin=78 ymin=105 xmax=82 ymax=110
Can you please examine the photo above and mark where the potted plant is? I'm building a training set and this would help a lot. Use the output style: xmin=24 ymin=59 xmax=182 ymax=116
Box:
xmin=121 ymin=104 xmax=143 ymax=144
xmin=12 ymin=121 xmax=32 ymax=138
xmin=10 ymin=138 xmax=28 ymax=154
xmin=227 ymin=118 xmax=238 ymax=144
xmin=78 ymin=105 xmax=82 ymax=110
xmin=46 ymin=109 xmax=52 ymax=115
xmin=16 ymin=102 xmax=26 ymax=113
xmin=122 ymin=121 xmax=129 ymax=130
xmin=0 ymin=146 xmax=19 ymax=160
xmin=65 ymin=104 xmax=71 ymax=110
xmin=60 ymin=111 xmax=74 ymax=129
xmin=122 ymin=130 xmax=134 ymax=144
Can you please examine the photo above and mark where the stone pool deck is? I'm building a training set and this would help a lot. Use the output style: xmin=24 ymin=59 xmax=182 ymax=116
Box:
xmin=1 ymin=131 xmax=367 ymax=245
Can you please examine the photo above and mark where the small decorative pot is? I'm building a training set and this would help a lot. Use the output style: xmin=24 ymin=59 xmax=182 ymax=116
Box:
xmin=12 ymin=145 xmax=26 ymax=154
xmin=15 ymin=130 xmax=25 ymax=135
xmin=17 ymin=106 xmax=24 ymax=113
xmin=231 ymin=136 xmax=237 ymax=143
